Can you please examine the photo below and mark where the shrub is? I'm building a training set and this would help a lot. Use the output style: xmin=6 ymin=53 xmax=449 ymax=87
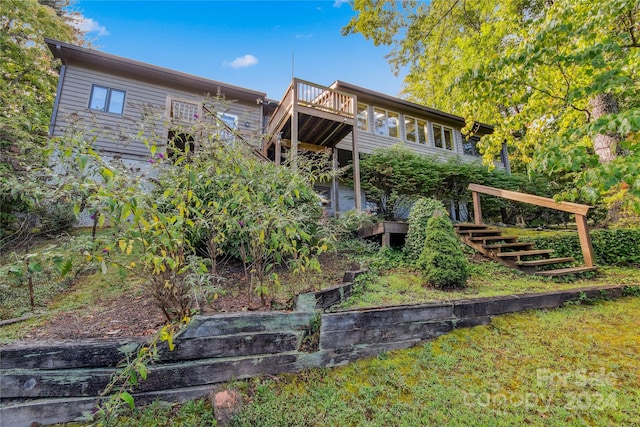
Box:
xmin=528 ymin=228 xmax=640 ymax=266
xmin=404 ymin=197 xmax=448 ymax=260
xmin=326 ymin=209 xmax=375 ymax=240
xmin=417 ymin=215 xmax=468 ymax=289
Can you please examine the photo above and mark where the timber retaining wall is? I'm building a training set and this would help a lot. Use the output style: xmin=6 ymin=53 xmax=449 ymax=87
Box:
xmin=0 ymin=283 xmax=628 ymax=427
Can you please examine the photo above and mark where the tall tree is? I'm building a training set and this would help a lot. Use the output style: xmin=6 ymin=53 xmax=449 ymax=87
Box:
xmin=344 ymin=0 xmax=640 ymax=213
xmin=0 ymin=0 xmax=79 ymax=240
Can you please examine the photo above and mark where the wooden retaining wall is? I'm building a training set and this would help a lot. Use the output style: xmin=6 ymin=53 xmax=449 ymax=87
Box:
xmin=0 ymin=284 xmax=628 ymax=427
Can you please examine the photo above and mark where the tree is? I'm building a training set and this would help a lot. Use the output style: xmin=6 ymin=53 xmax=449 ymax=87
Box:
xmin=0 ymin=0 xmax=79 ymax=242
xmin=345 ymin=0 xmax=640 ymax=215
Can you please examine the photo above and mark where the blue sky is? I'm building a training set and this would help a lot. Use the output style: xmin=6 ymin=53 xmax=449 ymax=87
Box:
xmin=68 ymin=0 xmax=406 ymax=100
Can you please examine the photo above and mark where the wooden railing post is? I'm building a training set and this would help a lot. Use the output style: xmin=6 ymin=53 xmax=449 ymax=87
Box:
xmin=575 ymin=215 xmax=595 ymax=267
xmin=472 ymin=191 xmax=482 ymax=225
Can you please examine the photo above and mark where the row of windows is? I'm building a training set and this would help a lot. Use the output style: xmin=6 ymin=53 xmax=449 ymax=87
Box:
xmin=357 ymin=103 xmax=477 ymax=155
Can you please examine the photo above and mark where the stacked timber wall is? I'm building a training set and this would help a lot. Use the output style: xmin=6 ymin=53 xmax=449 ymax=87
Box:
xmin=0 ymin=284 xmax=628 ymax=427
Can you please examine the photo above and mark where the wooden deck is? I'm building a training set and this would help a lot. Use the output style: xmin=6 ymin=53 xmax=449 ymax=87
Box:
xmin=358 ymin=221 xmax=409 ymax=247
xmin=265 ymin=78 xmax=362 ymax=210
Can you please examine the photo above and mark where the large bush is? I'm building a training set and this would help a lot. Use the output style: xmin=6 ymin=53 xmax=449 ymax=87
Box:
xmin=417 ymin=215 xmax=468 ymax=289
xmin=528 ymin=228 xmax=640 ymax=266
xmin=404 ymin=197 xmax=448 ymax=260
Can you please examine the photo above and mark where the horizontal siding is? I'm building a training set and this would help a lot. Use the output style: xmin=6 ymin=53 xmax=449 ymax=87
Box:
xmin=53 ymin=66 xmax=262 ymax=160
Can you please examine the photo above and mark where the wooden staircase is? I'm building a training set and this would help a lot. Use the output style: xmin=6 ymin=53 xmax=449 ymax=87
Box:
xmin=455 ymin=223 xmax=597 ymax=277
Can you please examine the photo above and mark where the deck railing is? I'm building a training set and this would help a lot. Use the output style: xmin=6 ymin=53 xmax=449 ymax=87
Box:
xmin=267 ymin=78 xmax=355 ymax=136
xmin=468 ymin=183 xmax=595 ymax=267
xmin=295 ymin=78 xmax=355 ymax=118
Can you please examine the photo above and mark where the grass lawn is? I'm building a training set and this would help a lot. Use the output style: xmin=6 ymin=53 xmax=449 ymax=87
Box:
xmin=69 ymin=296 xmax=640 ymax=426
xmin=337 ymin=259 xmax=640 ymax=310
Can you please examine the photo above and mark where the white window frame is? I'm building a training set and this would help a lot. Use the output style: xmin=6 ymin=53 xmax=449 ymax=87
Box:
xmin=373 ymin=107 xmax=400 ymax=138
xmin=432 ymin=123 xmax=455 ymax=151
xmin=88 ymin=85 xmax=126 ymax=115
xmin=404 ymin=115 xmax=428 ymax=145
xmin=217 ymin=112 xmax=238 ymax=142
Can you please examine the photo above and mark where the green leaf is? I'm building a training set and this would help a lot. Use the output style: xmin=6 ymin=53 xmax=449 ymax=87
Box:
xmin=119 ymin=391 xmax=135 ymax=409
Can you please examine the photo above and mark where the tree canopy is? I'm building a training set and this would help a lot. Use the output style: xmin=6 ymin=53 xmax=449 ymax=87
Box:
xmin=345 ymin=0 xmax=640 ymax=213
xmin=1 ymin=0 xmax=79 ymax=239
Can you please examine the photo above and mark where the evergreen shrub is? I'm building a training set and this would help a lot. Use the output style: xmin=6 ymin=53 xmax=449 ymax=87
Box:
xmin=404 ymin=197 xmax=448 ymax=260
xmin=417 ymin=215 xmax=468 ymax=289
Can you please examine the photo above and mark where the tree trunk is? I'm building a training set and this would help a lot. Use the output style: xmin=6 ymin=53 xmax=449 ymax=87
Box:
xmin=589 ymin=93 xmax=621 ymax=163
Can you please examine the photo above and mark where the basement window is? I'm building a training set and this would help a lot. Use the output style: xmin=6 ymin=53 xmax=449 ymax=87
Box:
xmin=89 ymin=85 xmax=126 ymax=115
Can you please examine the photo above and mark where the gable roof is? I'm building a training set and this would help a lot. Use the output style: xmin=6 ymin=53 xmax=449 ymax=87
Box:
xmin=45 ymin=38 xmax=266 ymax=103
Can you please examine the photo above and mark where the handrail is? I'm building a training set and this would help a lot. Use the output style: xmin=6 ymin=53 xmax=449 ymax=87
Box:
xmin=468 ymin=183 xmax=595 ymax=267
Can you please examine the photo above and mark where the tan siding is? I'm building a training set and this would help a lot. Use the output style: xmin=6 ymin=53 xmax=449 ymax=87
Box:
xmin=53 ymin=65 xmax=262 ymax=160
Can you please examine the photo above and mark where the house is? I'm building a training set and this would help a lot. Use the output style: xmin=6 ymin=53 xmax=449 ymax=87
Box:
xmin=45 ymin=39 xmax=509 ymax=218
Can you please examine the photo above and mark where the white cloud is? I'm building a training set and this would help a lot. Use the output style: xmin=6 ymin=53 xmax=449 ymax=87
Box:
xmin=69 ymin=15 xmax=110 ymax=36
xmin=333 ymin=0 xmax=349 ymax=7
xmin=224 ymin=54 xmax=258 ymax=69
xmin=295 ymin=34 xmax=313 ymax=39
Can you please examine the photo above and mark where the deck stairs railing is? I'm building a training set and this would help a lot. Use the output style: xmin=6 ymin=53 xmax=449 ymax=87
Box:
xmin=455 ymin=184 xmax=597 ymax=277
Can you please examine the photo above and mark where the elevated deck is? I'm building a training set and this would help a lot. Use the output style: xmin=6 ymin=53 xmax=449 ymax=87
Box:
xmin=265 ymin=78 xmax=362 ymax=210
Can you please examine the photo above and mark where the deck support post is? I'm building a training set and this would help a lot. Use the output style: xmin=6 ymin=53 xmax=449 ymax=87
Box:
xmin=332 ymin=147 xmax=339 ymax=217
xmin=275 ymin=133 xmax=281 ymax=166
xmin=352 ymin=121 xmax=361 ymax=211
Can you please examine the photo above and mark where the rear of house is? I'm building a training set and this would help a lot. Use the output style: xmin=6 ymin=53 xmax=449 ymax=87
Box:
xmin=46 ymin=39 xmax=509 ymax=220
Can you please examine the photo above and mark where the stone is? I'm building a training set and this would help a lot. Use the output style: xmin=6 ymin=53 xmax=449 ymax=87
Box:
xmin=210 ymin=389 xmax=243 ymax=426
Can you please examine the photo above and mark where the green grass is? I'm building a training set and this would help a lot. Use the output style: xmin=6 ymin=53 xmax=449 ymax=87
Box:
xmin=71 ymin=296 xmax=640 ymax=426
xmin=336 ymin=256 xmax=640 ymax=310
xmin=230 ymin=296 xmax=640 ymax=426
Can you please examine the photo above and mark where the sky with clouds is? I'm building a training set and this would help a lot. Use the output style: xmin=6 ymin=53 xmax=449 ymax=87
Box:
xmin=66 ymin=0 xmax=406 ymax=99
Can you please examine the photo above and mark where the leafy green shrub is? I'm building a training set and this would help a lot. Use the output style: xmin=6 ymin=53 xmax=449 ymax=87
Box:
xmin=404 ymin=197 xmax=448 ymax=260
xmin=331 ymin=209 xmax=375 ymax=238
xmin=417 ymin=215 xmax=468 ymax=289
xmin=528 ymin=228 xmax=640 ymax=266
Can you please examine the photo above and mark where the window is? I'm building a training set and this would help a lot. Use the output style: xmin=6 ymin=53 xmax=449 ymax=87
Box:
xmin=357 ymin=103 xmax=368 ymax=131
xmin=171 ymin=99 xmax=199 ymax=123
xmin=89 ymin=85 xmax=125 ymax=115
xmin=373 ymin=108 xmax=400 ymax=138
xmin=217 ymin=112 xmax=238 ymax=142
xmin=463 ymin=136 xmax=481 ymax=157
xmin=404 ymin=116 xmax=428 ymax=144
xmin=432 ymin=124 xmax=454 ymax=151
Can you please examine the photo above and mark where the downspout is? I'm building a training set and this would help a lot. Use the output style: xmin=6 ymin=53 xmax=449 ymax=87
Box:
xmin=501 ymin=142 xmax=511 ymax=174
xmin=48 ymin=44 xmax=66 ymax=136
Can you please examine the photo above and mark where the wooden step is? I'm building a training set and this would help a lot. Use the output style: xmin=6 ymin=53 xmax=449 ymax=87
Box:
xmin=455 ymin=223 xmax=489 ymax=230
xmin=470 ymin=235 xmax=518 ymax=242
xmin=458 ymin=229 xmax=502 ymax=236
xmin=518 ymin=257 xmax=575 ymax=267
xmin=496 ymin=249 xmax=554 ymax=258
xmin=534 ymin=266 xmax=598 ymax=277
xmin=483 ymin=242 xmax=534 ymax=250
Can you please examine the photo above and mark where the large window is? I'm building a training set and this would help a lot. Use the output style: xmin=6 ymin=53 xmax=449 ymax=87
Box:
xmin=89 ymin=85 xmax=125 ymax=115
xmin=373 ymin=108 xmax=400 ymax=138
xmin=432 ymin=123 xmax=454 ymax=151
xmin=404 ymin=116 xmax=428 ymax=145
xmin=357 ymin=103 xmax=368 ymax=131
